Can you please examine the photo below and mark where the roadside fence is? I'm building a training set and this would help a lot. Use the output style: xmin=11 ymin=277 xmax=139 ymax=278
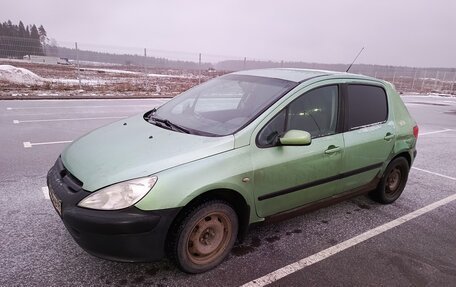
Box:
xmin=0 ymin=35 xmax=455 ymax=95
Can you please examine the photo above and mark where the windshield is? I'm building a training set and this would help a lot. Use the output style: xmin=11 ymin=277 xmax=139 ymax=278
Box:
xmin=150 ymin=74 xmax=296 ymax=136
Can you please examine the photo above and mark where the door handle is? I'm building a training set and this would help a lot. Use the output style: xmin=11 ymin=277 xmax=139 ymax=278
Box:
xmin=384 ymin=133 xmax=395 ymax=141
xmin=324 ymin=145 xmax=342 ymax=154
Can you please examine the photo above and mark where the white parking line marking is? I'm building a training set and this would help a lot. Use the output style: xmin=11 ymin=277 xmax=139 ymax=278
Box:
xmin=412 ymin=167 xmax=456 ymax=181
xmin=10 ymin=112 xmax=134 ymax=117
xmin=242 ymin=170 xmax=456 ymax=287
xmin=13 ymin=116 xmax=127 ymax=124
xmin=404 ymin=102 xmax=426 ymax=105
xmin=23 ymin=140 xmax=72 ymax=148
xmin=6 ymin=98 xmax=169 ymax=103
xmin=420 ymin=129 xmax=453 ymax=136
xmin=6 ymin=107 xmax=12 ymax=110
xmin=6 ymin=105 xmax=155 ymax=110
xmin=41 ymin=187 xmax=50 ymax=200
xmin=404 ymin=102 xmax=449 ymax=106
xmin=242 ymin=193 xmax=456 ymax=287
xmin=401 ymin=95 xmax=452 ymax=98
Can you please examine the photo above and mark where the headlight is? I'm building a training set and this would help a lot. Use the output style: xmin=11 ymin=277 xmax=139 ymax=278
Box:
xmin=78 ymin=176 xmax=157 ymax=210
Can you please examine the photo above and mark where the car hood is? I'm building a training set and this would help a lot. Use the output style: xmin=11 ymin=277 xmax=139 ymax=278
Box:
xmin=61 ymin=114 xmax=234 ymax=192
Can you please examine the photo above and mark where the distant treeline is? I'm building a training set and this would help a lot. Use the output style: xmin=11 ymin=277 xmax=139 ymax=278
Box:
xmin=214 ymin=60 xmax=353 ymax=72
xmin=0 ymin=20 xmax=48 ymax=58
xmin=214 ymin=60 xmax=456 ymax=76
xmin=49 ymin=46 xmax=212 ymax=70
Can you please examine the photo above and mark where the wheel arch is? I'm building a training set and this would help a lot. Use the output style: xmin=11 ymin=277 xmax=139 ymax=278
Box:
xmin=391 ymin=151 xmax=412 ymax=168
xmin=167 ymin=188 xmax=251 ymax=245
xmin=371 ymin=152 xmax=410 ymax=204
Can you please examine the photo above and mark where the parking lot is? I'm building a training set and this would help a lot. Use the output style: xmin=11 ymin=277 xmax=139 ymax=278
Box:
xmin=1 ymin=95 xmax=455 ymax=286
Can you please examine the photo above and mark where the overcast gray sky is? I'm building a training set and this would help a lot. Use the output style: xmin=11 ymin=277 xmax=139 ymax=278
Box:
xmin=1 ymin=0 xmax=455 ymax=67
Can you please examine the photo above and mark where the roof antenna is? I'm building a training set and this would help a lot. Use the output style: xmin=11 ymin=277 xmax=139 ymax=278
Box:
xmin=346 ymin=47 xmax=365 ymax=72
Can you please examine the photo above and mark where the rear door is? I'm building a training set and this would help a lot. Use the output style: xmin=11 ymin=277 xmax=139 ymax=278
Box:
xmin=339 ymin=83 xmax=395 ymax=192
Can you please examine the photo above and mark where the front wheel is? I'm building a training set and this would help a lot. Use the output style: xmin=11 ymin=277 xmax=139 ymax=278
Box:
xmin=371 ymin=157 xmax=410 ymax=204
xmin=168 ymin=200 xmax=238 ymax=273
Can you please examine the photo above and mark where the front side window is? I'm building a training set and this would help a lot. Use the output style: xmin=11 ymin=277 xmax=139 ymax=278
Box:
xmin=151 ymin=75 xmax=296 ymax=136
xmin=346 ymin=85 xmax=388 ymax=130
xmin=258 ymin=85 xmax=339 ymax=147
xmin=287 ymin=85 xmax=339 ymax=137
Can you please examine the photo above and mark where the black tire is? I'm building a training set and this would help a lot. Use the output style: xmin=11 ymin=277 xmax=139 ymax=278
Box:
xmin=167 ymin=200 xmax=238 ymax=273
xmin=371 ymin=157 xmax=409 ymax=204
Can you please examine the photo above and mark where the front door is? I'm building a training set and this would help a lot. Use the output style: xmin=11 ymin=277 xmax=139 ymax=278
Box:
xmin=251 ymin=85 xmax=344 ymax=217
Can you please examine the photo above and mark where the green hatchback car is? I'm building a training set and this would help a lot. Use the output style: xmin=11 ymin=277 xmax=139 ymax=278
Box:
xmin=47 ymin=68 xmax=418 ymax=273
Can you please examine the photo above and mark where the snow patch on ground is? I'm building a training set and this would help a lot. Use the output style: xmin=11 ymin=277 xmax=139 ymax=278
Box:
xmin=0 ymin=64 xmax=110 ymax=86
xmin=147 ymin=72 xmax=187 ymax=79
xmin=0 ymin=65 xmax=45 ymax=85
xmin=82 ymin=67 xmax=139 ymax=75
xmin=82 ymin=67 xmax=191 ymax=78
xmin=49 ymin=78 xmax=109 ymax=85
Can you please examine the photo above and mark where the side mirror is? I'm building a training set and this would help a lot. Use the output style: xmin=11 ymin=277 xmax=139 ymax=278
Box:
xmin=279 ymin=130 xmax=312 ymax=146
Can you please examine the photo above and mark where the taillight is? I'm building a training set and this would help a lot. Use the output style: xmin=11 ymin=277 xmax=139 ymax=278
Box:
xmin=413 ymin=125 xmax=419 ymax=139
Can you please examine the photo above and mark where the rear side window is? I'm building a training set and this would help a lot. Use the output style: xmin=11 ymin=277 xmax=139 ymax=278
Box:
xmin=347 ymin=85 xmax=387 ymax=129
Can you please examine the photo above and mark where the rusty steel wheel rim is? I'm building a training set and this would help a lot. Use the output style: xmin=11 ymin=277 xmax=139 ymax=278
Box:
xmin=186 ymin=212 xmax=232 ymax=265
xmin=386 ymin=167 xmax=401 ymax=194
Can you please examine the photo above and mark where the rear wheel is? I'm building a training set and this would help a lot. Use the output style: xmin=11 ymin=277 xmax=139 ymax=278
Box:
xmin=372 ymin=157 xmax=409 ymax=204
xmin=168 ymin=200 xmax=238 ymax=273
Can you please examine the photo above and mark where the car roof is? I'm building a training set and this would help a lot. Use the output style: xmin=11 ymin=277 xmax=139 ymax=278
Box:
xmin=232 ymin=68 xmax=375 ymax=83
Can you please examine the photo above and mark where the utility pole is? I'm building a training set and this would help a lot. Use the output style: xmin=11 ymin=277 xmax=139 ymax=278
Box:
xmin=440 ymin=71 xmax=447 ymax=92
xmin=144 ymin=48 xmax=148 ymax=91
xmin=198 ymin=53 xmax=202 ymax=85
xmin=421 ymin=69 xmax=427 ymax=93
xmin=433 ymin=71 xmax=439 ymax=92
xmin=243 ymin=57 xmax=246 ymax=70
xmin=411 ymin=68 xmax=417 ymax=92
xmin=144 ymin=48 xmax=147 ymax=73
xmin=452 ymin=71 xmax=456 ymax=95
xmin=75 ymin=42 xmax=81 ymax=89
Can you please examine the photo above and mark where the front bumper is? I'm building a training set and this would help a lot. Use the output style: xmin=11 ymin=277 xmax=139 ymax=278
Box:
xmin=47 ymin=158 xmax=181 ymax=262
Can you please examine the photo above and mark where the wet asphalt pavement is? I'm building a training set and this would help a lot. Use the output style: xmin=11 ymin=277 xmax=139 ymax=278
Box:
xmin=0 ymin=95 xmax=455 ymax=286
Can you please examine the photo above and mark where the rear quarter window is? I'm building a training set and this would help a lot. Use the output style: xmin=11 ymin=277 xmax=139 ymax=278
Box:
xmin=347 ymin=84 xmax=388 ymax=129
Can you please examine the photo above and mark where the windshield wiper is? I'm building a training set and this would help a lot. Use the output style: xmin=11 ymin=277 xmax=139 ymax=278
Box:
xmin=149 ymin=116 xmax=190 ymax=134
xmin=145 ymin=107 xmax=190 ymax=134
xmin=145 ymin=108 xmax=157 ymax=120
xmin=146 ymin=109 xmax=172 ymax=131
xmin=161 ymin=119 xmax=191 ymax=134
